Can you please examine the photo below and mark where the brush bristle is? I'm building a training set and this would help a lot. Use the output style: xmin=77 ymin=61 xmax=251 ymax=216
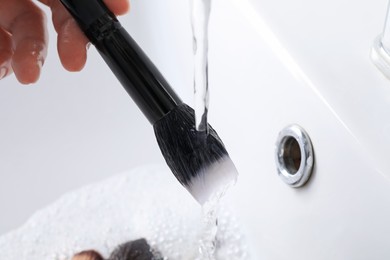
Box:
xmin=153 ymin=104 xmax=238 ymax=204
xmin=109 ymin=239 xmax=157 ymax=260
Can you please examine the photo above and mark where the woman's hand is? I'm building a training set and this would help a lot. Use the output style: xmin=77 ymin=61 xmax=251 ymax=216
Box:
xmin=0 ymin=0 xmax=129 ymax=84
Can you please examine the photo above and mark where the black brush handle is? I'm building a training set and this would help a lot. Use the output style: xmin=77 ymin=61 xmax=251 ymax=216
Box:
xmin=59 ymin=0 xmax=182 ymax=124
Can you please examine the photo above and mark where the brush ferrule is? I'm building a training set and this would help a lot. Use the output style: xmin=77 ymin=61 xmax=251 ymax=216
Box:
xmin=84 ymin=13 xmax=120 ymax=43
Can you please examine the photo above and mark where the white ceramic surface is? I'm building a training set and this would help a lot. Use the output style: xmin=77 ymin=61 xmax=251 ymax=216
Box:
xmin=209 ymin=0 xmax=390 ymax=259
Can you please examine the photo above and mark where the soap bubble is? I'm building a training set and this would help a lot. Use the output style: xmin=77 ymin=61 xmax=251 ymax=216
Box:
xmin=0 ymin=165 xmax=248 ymax=260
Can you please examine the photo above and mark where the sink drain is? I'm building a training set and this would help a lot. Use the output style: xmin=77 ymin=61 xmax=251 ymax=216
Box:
xmin=275 ymin=125 xmax=314 ymax=187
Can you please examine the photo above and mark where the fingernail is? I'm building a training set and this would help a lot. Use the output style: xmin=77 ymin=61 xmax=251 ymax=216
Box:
xmin=38 ymin=57 xmax=44 ymax=69
xmin=86 ymin=42 xmax=91 ymax=50
xmin=0 ymin=67 xmax=7 ymax=79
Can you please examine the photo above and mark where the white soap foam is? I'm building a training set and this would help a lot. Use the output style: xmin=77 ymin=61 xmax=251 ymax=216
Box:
xmin=0 ymin=165 xmax=248 ymax=260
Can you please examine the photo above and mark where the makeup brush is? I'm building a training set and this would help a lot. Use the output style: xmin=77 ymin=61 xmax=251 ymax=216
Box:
xmin=59 ymin=0 xmax=238 ymax=204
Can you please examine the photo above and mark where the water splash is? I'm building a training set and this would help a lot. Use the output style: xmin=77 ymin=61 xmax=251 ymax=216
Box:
xmin=197 ymin=179 xmax=236 ymax=260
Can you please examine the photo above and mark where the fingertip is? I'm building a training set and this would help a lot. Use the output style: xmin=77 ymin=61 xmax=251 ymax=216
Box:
xmin=104 ymin=0 xmax=130 ymax=16
xmin=12 ymin=40 xmax=46 ymax=85
xmin=13 ymin=59 xmax=42 ymax=85
xmin=14 ymin=66 xmax=41 ymax=85
xmin=59 ymin=50 xmax=87 ymax=72
xmin=63 ymin=62 xmax=86 ymax=72
xmin=57 ymin=19 xmax=88 ymax=72
xmin=60 ymin=47 xmax=87 ymax=72
xmin=5 ymin=1 xmax=48 ymax=84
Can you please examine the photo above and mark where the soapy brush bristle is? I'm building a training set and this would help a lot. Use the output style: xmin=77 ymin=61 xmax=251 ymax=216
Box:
xmin=153 ymin=104 xmax=238 ymax=205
